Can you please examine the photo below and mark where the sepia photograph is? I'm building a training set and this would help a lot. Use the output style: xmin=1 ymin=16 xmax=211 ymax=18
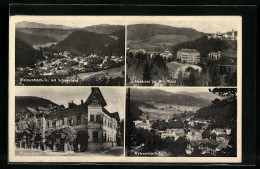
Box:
xmin=126 ymin=87 xmax=237 ymax=157
xmin=12 ymin=16 xmax=125 ymax=86
xmin=126 ymin=17 xmax=240 ymax=86
xmin=13 ymin=87 xmax=124 ymax=157
xmin=9 ymin=15 xmax=242 ymax=163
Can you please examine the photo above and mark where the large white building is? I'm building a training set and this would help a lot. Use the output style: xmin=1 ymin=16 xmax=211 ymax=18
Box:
xmin=15 ymin=87 xmax=121 ymax=151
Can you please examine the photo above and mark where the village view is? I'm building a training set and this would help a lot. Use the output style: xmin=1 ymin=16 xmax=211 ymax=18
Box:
xmin=127 ymin=24 xmax=238 ymax=86
xmin=126 ymin=88 xmax=237 ymax=157
xmin=15 ymin=21 xmax=125 ymax=86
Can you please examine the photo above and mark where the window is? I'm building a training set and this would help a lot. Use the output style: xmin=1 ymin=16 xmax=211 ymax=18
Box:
xmin=60 ymin=119 xmax=64 ymax=125
xmin=93 ymin=132 xmax=98 ymax=142
xmin=90 ymin=115 xmax=94 ymax=122
xmin=103 ymin=133 xmax=106 ymax=142
xmin=64 ymin=118 xmax=67 ymax=125
xmin=49 ymin=120 xmax=52 ymax=127
xmin=77 ymin=115 xmax=81 ymax=124
xmin=52 ymin=121 xmax=56 ymax=128
xmin=71 ymin=119 xmax=74 ymax=125
xmin=37 ymin=120 xmax=42 ymax=127
xmin=96 ymin=115 xmax=101 ymax=124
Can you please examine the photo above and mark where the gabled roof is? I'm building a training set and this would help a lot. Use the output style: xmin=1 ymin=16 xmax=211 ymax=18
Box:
xmin=86 ymin=87 xmax=107 ymax=107
xmin=110 ymin=112 xmax=120 ymax=121
xmin=102 ymin=107 xmax=115 ymax=119
xmin=46 ymin=104 xmax=87 ymax=119
xmin=178 ymin=49 xmax=199 ymax=53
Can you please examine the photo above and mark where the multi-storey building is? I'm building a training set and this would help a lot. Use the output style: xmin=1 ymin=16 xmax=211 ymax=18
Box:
xmin=177 ymin=49 xmax=200 ymax=64
xmin=208 ymin=51 xmax=221 ymax=60
xmin=15 ymin=87 xmax=120 ymax=151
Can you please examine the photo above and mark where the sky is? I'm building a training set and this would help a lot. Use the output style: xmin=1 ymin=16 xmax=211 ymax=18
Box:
xmin=13 ymin=16 xmax=241 ymax=33
xmin=15 ymin=87 xmax=125 ymax=120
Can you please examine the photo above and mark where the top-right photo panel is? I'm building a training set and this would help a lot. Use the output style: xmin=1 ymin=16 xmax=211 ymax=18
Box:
xmin=126 ymin=16 xmax=241 ymax=87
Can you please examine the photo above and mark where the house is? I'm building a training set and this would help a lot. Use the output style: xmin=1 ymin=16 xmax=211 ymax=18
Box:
xmin=160 ymin=49 xmax=173 ymax=59
xmin=15 ymin=87 xmax=121 ymax=151
xmin=161 ymin=128 xmax=185 ymax=141
xmin=208 ymin=51 xmax=221 ymax=60
xmin=134 ymin=113 xmax=151 ymax=130
xmin=207 ymin=30 xmax=237 ymax=41
xmin=216 ymin=134 xmax=231 ymax=145
xmin=186 ymin=140 xmax=219 ymax=155
xmin=128 ymin=49 xmax=147 ymax=55
xmin=177 ymin=49 xmax=200 ymax=64
xmin=211 ymin=128 xmax=231 ymax=135
xmin=186 ymin=129 xmax=203 ymax=141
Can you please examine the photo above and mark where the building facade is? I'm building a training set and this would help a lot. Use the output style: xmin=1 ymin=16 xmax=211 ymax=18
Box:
xmin=177 ymin=49 xmax=200 ymax=64
xmin=15 ymin=87 xmax=120 ymax=151
xmin=208 ymin=51 xmax=221 ymax=60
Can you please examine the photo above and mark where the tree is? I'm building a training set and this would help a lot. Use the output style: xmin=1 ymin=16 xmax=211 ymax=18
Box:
xmin=209 ymin=88 xmax=237 ymax=102
xmin=202 ymin=130 xmax=211 ymax=139
xmin=75 ymin=129 xmax=89 ymax=152
xmin=46 ymin=126 xmax=77 ymax=152
xmin=142 ymin=61 xmax=152 ymax=85
xmin=170 ymin=136 xmax=189 ymax=156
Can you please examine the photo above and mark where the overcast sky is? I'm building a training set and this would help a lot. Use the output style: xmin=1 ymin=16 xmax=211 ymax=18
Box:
xmin=13 ymin=16 xmax=240 ymax=33
xmin=16 ymin=87 xmax=125 ymax=120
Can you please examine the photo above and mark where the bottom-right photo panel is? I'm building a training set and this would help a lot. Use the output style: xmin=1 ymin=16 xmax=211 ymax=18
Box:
xmin=126 ymin=87 xmax=237 ymax=157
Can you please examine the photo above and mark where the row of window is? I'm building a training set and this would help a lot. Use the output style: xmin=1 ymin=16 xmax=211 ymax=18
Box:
xmin=92 ymin=131 xmax=116 ymax=143
xmin=89 ymin=114 xmax=117 ymax=129
xmin=46 ymin=115 xmax=82 ymax=128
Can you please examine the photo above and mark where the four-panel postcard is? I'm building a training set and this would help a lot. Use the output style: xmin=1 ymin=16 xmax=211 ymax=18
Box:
xmin=9 ymin=15 xmax=242 ymax=163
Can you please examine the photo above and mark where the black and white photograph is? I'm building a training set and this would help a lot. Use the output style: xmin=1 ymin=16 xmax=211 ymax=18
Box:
xmin=126 ymin=17 xmax=240 ymax=86
xmin=13 ymin=87 xmax=124 ymax=157
xmin=13 ymin=16 xmax=125 ymax=86
xmin=126 ymin=87 xmax=238 ymax=157
xmin=9 ymin=15 xmax=243 ymax=163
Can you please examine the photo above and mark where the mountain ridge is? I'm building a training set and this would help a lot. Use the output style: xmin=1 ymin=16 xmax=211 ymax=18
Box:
xmin=130 ymin=88 xmax=211 ymax=107
xmin=16 ymin=21 xmax=74 ymax=29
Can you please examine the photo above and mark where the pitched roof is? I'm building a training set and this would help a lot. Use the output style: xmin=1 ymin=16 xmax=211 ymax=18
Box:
xmin=86 ymin=87 xmax=107 ymax=107
xmin=46 ymin=104 xmax=88 ymax=119
xmin=178 ymin=49 xmax=200 ymax=53
xmin=110 ymin=112 xmax=120 ymax=121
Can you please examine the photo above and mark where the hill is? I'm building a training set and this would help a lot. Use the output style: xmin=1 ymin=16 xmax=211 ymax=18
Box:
xmin=16 ymin=21 xmax=74 ymax=29
xmin=194 ymin=97 xmax=236 ymax=128
xmin=83 ymin=24 xmax=125 ymax=35
xmin=16 ymin=28 xmax=75 ymax=44
xmin=130 ymin=88 xmax=211 ymax=107
xmin=15 ymin=96 xmax=58 ymax=121
xmin=15 ymin=38 xmax=45 ymax=67
xmin=127 ymin=24 xmax=204 ymax=52
xmin=56 ymin=30 xmax=124 ymax=55
xmin=171 ymin=35 xmax=237 ymax=58
xmin=175 ymin=91 xmax=222 ymax=101
xmin=16 ymin=31 xmax=57 ymax=46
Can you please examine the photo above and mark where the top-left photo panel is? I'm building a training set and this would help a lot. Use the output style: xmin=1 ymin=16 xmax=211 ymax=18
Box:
xmin=10 ymin=16 xmax=126 ymax=86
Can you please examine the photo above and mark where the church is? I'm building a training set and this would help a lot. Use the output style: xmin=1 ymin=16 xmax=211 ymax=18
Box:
xmin=15 ymin=87 xmax=121 ymax=151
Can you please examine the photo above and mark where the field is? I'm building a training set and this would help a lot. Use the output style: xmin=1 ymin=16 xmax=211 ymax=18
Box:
xmin=76 ymin=65 xmax=125 ymax=81
xmin=139 ymin=104 xmax=201 ymax=121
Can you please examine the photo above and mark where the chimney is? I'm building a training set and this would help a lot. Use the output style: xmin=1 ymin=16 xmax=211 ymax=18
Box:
xmin=81 ymin=99 xmax=84 ymax=105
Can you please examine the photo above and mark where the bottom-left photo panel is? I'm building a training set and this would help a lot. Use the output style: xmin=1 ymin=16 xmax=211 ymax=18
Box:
xmin=11 ymin=86 xmax=125 ymax=159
